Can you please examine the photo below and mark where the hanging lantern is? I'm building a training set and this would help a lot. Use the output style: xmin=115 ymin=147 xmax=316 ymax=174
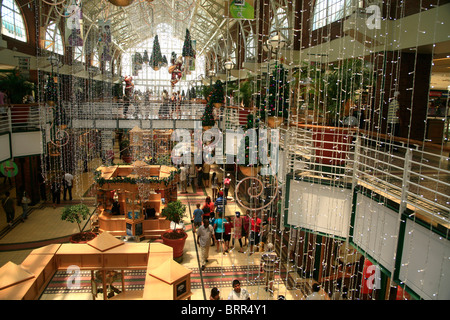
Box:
xmin=108 ymin=0 xmax=134 ymax=7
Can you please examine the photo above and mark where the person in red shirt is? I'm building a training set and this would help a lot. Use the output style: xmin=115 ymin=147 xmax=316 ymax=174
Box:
xmin=203 ymin=196 xmax=215 ymax=218
xmin=249 ymin=211 xmax=261 ymax=255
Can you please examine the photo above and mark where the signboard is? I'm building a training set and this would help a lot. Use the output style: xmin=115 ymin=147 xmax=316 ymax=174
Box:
xmin=226 ymin=0 xmax=255 ymax=20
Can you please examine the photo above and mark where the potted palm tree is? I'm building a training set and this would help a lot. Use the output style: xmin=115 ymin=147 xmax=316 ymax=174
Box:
xmin=161 ymin=200 xmax=187 ymax=261
xmin=61 ymin=204 xmax=96 ymax=243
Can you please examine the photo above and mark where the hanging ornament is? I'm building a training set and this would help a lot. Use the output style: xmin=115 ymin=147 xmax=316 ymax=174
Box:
xmin=149 ymin=35 xmax=164 ymax=71
xmin=168 ymin=52 xmax=183 ymax=87
xmin=182 ymin=28 xmax=195 ymax=75
xmin=143 ymin=50 xmax=149 ymax=64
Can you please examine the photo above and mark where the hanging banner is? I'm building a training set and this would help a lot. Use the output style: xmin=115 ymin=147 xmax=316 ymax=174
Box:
xmin=225 ymin=0 xmax=255 ymax=20
xmin=66 ymin=3 xmax=83 ymax=47
xmin=189 ymin=40 xmax=196 ymax=72
xmin=98 ymin=20 xmax=112 ymax=61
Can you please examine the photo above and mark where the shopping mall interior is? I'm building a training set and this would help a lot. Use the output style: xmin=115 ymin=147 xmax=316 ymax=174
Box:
xmin=0 ymin=0 xmax=448 ymax=302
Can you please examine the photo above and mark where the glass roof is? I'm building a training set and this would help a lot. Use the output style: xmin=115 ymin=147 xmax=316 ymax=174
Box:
xmin=81 ymin=0 xmax=229 ymax=54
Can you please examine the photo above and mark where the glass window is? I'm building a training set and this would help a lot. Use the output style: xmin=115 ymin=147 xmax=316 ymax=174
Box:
xmin=74 ymin=46 xmax=85 ymax=63
xmin=245 ymin=32 xmax=256 ymax=61
xmin=44 ymin=22 xmax=64 ymax=55
xmin=1 ymin=0 xmax=27 ymax=42
xmin=270 ymin=7 xmax=289 ymax=40
xmin=312 ymin=0 xmax=354 ymax=31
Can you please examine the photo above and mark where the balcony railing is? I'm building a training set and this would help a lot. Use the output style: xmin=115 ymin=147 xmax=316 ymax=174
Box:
xmin=1 ymin=103 xmax=448 ymax=230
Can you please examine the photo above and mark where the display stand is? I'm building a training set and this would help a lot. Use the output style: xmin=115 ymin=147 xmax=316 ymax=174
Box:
xmin=95 ymin=164 xmax=179 ymax=239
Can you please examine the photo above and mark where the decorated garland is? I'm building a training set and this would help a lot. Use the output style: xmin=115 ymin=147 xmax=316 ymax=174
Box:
xmin=94 ymin=167 xmax=180 ymax=187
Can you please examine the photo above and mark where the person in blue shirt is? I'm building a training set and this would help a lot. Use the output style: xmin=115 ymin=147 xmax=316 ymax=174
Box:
xmin=214 ymin=211 xmax=227 ymax=253
xmin=193 ymin=203 xmax=204 ymax=233
xmin=214 ymin=191 xmax=227 ymax=217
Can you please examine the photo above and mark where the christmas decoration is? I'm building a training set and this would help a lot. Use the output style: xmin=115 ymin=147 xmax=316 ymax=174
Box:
xmin=45 ymin=75 xmax=59 ymax=104
xmin=260 ymin=64 xmax=289 ymax=119
xmin=143 ymin=50 xmax=149 ymax=64
xmin=124 ymin=76 xmax=134 ymax=99
xmin=182 ymin=28 xmax=195 ymax=75
xmin=210 ymin=80 xmax=225 ymax=105
xmin=168 ymin=51 xmax=183 ymax=87
xmin=161 ymin=55 xmax=168 ymax=68
xmin=201 ymin=100 xmax=215 ymax=127
xmin=149 ymin=35 xmax=164 ymax=71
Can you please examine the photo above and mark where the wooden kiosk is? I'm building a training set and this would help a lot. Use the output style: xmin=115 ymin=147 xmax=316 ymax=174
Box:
xmin=0 ymin=233 xmax=192 ymax=300
xmin=95 ymin=163 xmax=179 ymax=239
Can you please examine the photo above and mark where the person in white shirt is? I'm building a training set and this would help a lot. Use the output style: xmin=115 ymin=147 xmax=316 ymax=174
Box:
xmin=228 ymin=279 xmax=250 ymax=300
xmin=63 ymin=172 xmax=74 ymax=201
xmin=197 ymin=218 xmax=214 ymax=271
xmin=179 ymin=165 xmax=187 ymax=193
xmin=306 ymin=283 xmax=325 ymax=300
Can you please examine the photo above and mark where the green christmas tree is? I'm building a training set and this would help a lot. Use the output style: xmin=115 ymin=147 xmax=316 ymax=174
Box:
xmin=45 ymin=75 xmax=58 ymax=103
xmin=210 ymin=80 xmax=225 ymax=104
xmin=260 ymin=64 xmax=289 ymax=119
xmin=143 ymin=50 xmax=149 ymax=64
xmin=201 ymin=100 xmax=215 ymax=127
xmin=182 ymin=29 xmax=195 ymax=58
xmin=149 ymin=35 xmax=164 ymax=71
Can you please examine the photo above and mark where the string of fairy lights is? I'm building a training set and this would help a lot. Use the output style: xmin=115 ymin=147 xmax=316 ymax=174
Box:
xmin=31 ymin=0 xmax=450 ymax=300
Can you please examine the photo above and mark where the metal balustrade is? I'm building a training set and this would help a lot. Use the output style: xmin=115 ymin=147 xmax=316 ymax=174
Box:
xmin=1 ymin=103 xmax=448 ymax=228
xmin=288 ymin=123 xmax=450 ymax=229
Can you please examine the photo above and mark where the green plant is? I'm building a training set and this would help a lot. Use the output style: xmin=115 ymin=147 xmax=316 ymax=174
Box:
xmin=0 ymin=68 xmax=34 ymax=104
xmin=61 ymin=204 xmax=91 ymax=233
xmin=322 ymin=59 xmax=371 ymax=125
xmin=210 ymin=80 xmax=225 ymax=104
xmin=201 ymin=85 xmax=211 ymax=100
xmin=161 ymin=200 xmax=186 ymax=229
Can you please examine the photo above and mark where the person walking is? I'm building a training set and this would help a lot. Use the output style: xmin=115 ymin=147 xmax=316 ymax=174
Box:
xmin=223 ymin=173 xmax=231 ymax=199
xmin=188 ymin=162 xmax=196 ymax=187
xmin=179 ymin=165 xmax=188 ymax=193
xmin=202 ymin=162 xmax=211 ymax=188
xmin=196 ymin=218 xmax=215 ymax=271
xmin=249 ymin=211 xmax=262 ymax=255
xmin=242 ymin=210 xmax=250 ymax=248
xmin=223 ymin=215 xmax=232 ymax=252
xmin=192 ymin=203 xmax=204 ymax=233
xmin=214 ymin=211 xmax=226 ymax=253
xmin=51 ymin=179 xmax=61 ymax=208
xmin=214 ymin=191 xmax=227 ymax=219
xmin=232 ymin=211 xmax=244 ymax=252
xmin=211 ymin=172 xmax=219 ymax=201
xmin=203 ymin=196 xmax=215 ymax=219
xmin=21 ymin=190 xmax=31 ymax=222
xmin=63 ymin=171 xmax=74 ymax=201
xmin=2 ymin=191 xmax=15 ymax=227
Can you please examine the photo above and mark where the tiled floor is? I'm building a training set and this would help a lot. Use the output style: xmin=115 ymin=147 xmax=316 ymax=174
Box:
xmin=0 ymin=162 xmax=299 ymax=301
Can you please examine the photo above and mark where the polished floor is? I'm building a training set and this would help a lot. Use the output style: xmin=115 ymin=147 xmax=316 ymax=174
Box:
xmin=0 ymin=160 xmax=305 ymax=300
